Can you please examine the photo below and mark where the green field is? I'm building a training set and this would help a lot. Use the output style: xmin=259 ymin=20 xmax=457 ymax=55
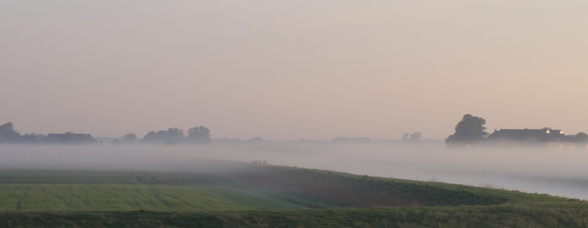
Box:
xmin=0 ymin=163 xmax=586 ymax=227
xmin=0 ymin=184 xmax=334 ymax=212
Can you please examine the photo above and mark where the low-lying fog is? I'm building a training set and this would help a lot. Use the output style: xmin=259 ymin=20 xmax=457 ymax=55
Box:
xmin=1 ymin=143 xmax=588 ymax=200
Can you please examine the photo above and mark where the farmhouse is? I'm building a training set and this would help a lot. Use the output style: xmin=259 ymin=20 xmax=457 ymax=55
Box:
xmin=488 ymin=128 xmax=576 ymax=148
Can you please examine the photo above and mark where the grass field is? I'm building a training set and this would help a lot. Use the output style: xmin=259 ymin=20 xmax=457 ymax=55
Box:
xmin=0 ymin=184 xmax=335 ymax=212
xmin=0 ymin=163 xmax=586 ymax=227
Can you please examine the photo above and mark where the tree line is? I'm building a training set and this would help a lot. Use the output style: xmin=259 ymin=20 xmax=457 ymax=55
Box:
xmin=0 ymin=122 xmax=210 ymax=145
xmin=141 ymin=126 xmax=210 ymax=145
xmin=0 ymin=123 xmax=44 ymax=144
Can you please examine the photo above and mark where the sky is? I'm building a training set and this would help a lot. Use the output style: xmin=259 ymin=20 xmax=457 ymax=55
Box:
xmin=1 ymin=0 xmax=588 ymax=140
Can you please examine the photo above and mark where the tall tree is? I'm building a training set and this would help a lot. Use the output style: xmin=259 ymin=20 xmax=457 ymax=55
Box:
xmin=409 ymin=132 xmax=421 ymax=142
xmin=123 ymin=133 xmax=137 ymax=144
xmin=0 ymin=122 xmax=21 ymax=143
xmin=142 ymin=128 xmax=185 ymax=144
xmin=187 ymin=126 xmax=210 ymax=144
xmin=576 ymin=132 xmax=588 ymax=143
xmin=446 ymin=114 xmax=488 ymax=146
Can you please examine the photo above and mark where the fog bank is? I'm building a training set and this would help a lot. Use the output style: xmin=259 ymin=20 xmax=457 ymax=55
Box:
xmin=1 ymin=144 xmax=587 ymax=199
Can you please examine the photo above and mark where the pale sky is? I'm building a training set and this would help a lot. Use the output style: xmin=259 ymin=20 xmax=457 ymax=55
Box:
xmin=1 ymin=0 xmax=588 ymax=140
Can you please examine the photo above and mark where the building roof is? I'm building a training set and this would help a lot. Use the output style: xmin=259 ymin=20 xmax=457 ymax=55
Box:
xmin=489 ymin=129 xmax=565 ymax=142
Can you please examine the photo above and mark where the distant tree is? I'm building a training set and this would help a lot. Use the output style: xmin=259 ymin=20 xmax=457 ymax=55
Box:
xmin=403 ymin=133 xmax=409 ymax=141
xmin=166 ymin=128 xmax=184 ymax=140
xmin=142 ymin=128 xmax=185 ymax=144
xmin=187 ymin=126 xmax=210 ymax=144
xmin=576 ymin=132 xmax=588 ymax=143
xmin=143 ymin=131 xmax=159 ymax=142
xmin=247 ymin=137 xmax=263 ymax=143
xmin=123 ymin=133 xmax=137 ymax=144
xmin=0 ymin=122 xmax=21 ymax=143
xmin=409 ymin=132 xmax=421 ymax=142
xmin=446 ymin=114 xmax=488 ymax=146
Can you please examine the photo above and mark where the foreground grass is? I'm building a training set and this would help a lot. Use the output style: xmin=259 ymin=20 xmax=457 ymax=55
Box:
xmin=0 ymin=164 xmax=584 ymax=227
xmin=0 ymin=184 xmax=335 ymax=211
xmin=1 ymin=203 xmax=588 ymax=228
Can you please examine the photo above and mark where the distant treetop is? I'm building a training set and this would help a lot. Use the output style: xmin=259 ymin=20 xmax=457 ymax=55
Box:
xmin=142 ymin=126 xmax=211 ymax=145
xmin=445 ymin=114 xmax=488 ymax=146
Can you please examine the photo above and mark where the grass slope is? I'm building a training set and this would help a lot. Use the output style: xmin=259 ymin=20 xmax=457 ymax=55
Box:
xmin=0 ymin=164 xmax=584 ymax=227
xmin=229 ymin=165 xmax=512 ymax=207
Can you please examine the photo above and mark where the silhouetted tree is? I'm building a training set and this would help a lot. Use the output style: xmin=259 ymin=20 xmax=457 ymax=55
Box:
xmin=403 ymin=133 xmax=409 ymax=141
xmin=0 ymin=122 xmax=21 ymax=143
xmin=409 ymin=132 xmax=421 ymax=142
xmin=123 ymin=133 xmax=137 ymax=144
xmin=166 ymin=128 xmax=184 ymax=140
xmin=187 ymin=126 xmax=210 ymax=144
xmin=142 ymin=128 xmax=185 ymax=144
xmin=446 ymin=114 xmax=488 ymax=146
xmin=576 ymin=132 xmax=588 ymax=143
xmin=0 ymin=122 xmax=44 ymax=143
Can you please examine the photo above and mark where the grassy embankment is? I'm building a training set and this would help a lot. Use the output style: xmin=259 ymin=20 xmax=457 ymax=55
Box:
xmin=0 ymin=164 xmax=586 ymax=227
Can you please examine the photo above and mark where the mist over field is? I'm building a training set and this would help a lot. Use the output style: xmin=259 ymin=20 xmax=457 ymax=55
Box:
xmin=3 ymin=1 xmax=588 ymax=226
xmin=1 ymin=144 xmax=587 ymax=200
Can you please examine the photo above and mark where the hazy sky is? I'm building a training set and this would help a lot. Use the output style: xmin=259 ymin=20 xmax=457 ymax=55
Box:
xmin=2 ymin=1 xmax=588 ymax=140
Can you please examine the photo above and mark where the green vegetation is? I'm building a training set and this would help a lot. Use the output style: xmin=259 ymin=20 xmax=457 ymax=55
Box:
xmin=2 ymin=204 xmax=588 ymax=228
xmin=229 ymin=165 xmax=510 ymax=207
xmin=0 ymin=164 xmax=585 ymax=227
xmin=446 ymin=114 xmax=488 ymax=146
xmin=0 ymin=184 xmax=333 ymax=212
